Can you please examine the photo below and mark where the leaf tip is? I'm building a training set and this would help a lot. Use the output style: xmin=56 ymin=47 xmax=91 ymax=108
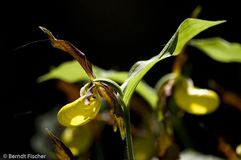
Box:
xmin=36 ymin=75 xmax=45 ymax=83
xmin=46 ymin=128 xmax=59 ymax=142
xmin=39 ymin=26 xmax=56 ymax=42
xmin=220 ymin=20 xmax=227 ymax=23
xmin=46 ymin=128 xmax=54 ymax=137
xmin=39 ymin=26 xmax=49 ymax=34
xmin=39 ymin=26 xmax=45 ymax=30
xmin=215 ymin=20 xmax=227 ymax=26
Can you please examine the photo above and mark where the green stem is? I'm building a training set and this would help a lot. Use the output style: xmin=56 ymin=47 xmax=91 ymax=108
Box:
xmin=117 ymin=94 xmax=135 ymax=160
xmin=116 ymin=94 xmax=134 ymax=160
xmin=123 ymin=106 xmax=135 ymax=160
xmin=93 ymin=78 xmax=124 ymax=98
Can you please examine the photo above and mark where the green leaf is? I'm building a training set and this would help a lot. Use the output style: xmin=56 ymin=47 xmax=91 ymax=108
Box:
xmin=38 ymin=60 xmax=89 ymax=83
xmin=38 ymin=60 xmax=158 ymax=109
xmin=155 ymin=73 xmax=177 ymax=91
xmin=135 ymin=80 xmax=158 ymax=109
xmin=121 ymin=18 xmax=225 ymax=107
xmin=46 ymin=129 xmax=74 ymax=160
xmin=191 ymin=37 xmax=241 ymax=63
xmin=172 ymin=19 xmax=225 ymax=56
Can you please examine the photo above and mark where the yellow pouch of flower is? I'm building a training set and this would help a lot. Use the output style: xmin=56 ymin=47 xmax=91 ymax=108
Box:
xmin=173 ymin=76 xmax=220 ymax=115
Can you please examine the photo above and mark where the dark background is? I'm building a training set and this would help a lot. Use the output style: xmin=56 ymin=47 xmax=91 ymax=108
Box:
xmin=1 ymin=0 xmax=241 ymax=158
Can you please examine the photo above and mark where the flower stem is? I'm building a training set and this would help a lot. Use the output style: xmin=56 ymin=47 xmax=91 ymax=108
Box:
xmin=124 ymin=107 xmax=135 ymax=160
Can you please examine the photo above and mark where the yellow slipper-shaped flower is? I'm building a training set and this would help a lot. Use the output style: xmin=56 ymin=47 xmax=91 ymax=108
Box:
xmin=57 ymin=86 xmax=101 ymax=127
xmin=173 ymin=76 xmax=220 ymax=115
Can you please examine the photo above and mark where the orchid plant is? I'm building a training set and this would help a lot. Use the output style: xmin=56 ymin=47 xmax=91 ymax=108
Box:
xmin=39 ymin=17 xmax=227 ymax=160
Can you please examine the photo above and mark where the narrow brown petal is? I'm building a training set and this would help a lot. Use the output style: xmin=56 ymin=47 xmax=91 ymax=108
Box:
xmin=46 ymin=129 xmax=74 ymax=160
xmin=39 ymin=27 xmax=96 ymax=80
xmin=97 ymin=82 xmax=125 ymax=139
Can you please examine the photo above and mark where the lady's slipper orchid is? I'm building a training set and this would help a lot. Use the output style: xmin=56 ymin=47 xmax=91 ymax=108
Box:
xmin=173 ymin=76 xmax=220 ymax=115
xmin=40 ymin=27 xmax=125 ymax=139
xmin=57 ymin=84 xmax=101 ymax=127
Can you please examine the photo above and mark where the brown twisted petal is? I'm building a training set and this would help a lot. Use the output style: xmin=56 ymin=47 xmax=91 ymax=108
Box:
xmin=39 ymin=27 xmax=96 ymax=80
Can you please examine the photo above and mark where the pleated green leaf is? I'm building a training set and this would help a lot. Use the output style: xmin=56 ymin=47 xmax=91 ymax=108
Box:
xmin=121 ymin=18 xmax=225 ymax=107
